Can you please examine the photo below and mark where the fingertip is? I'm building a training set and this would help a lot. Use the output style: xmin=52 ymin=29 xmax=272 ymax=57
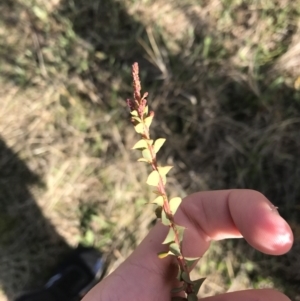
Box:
xmin=228 ymin=190 xmax=294 ymax=255
xmin=201 ymin=289 xmax=291 ymax=301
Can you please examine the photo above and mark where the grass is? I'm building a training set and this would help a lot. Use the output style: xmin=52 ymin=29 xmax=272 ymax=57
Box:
xmin=0 ymin=0 xmax=300 ymax=300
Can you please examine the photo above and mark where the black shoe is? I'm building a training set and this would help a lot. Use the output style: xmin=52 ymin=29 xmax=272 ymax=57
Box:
xmin=15 ymin=246 xmax=105 ymax=301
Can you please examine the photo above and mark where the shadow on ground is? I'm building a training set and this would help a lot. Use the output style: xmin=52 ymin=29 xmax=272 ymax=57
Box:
xmin=0 ymin=139 xmax=70 ymax=300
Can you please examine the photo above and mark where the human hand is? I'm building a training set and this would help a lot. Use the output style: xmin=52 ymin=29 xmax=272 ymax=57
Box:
xmin=83 ymin=189 xmax=293 ymax=301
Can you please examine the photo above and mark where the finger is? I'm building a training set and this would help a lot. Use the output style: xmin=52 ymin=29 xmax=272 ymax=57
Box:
xmin=116 ymin=190 xmax=293 ymax=298
xmin=228 ymin=189 xmax=292 ymax=255
xmin=132 ymin=189 xmax=293 ymax=270
xmin=115 ymin=189 xmax=293 ymax=294
xmin=200 ymin=289 xmax=291 ymax=301
xmin=178 ymin=189 xmax=293 ymax=257
xmin=83 ymin=190 xmax=293 ymax=301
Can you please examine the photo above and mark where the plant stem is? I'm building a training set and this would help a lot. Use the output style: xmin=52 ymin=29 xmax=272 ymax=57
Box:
xmin=127 ymin=62 xmax=195 ymax=297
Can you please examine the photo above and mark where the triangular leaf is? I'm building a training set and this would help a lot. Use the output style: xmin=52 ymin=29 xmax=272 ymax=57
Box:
xmin=142 ymin=149 xmax=152 ymax=161
xmin=181 ymin=271 xmax=193 ymax=284
xmin=143 ymin=105 xmax=149 ymax=116
xmin=144 ymin=116 xmax=153 ymax=128
xmin=161 ymin=210 xmax=171 ymax=226
xmin=169 ymin=197 xmax=182 ymax=215
xmin=130 ymin=110 xmax=138 ymax=116
xmin=151 ymin=196 xmax=164 ymax=206
xmin=152 ymin=190 xmax=162 ymax=195
xmin=141 ymin=139 xmax=153 ymax=145
xmin=134 ymin=123 xmax=144 ymax=134
xmin=192 ymin=278 xmax=206 ymax=295
xmin=132 ymin=139 xmax=148 ymax=149
xmin=137 ymin=158 xmax=149 ymax=163
xmin=162 ymin=228 xmax=175 ymax=244
xmin=185 ymin=257 xmax=200 ymax=268
xmin=176 ymin=264 xmax=182 ymax=280
xmin=161 ymin=174 xmax=167 ymax=185
xmin=157 ymin=251 xmax=169 ymax=259
xmin=176 ymin=225 xmax=185 ymax=243
xmin=185 ymin=256 xmax=200 ymax=261
xmin=157 ymin=166 xmax=173 ymax=176
xmin=146 ymin=170 xmax=160 ymax=186
xmin=131 ymin=116 xmax=142 ymax=122
xmin=187 ymin=293 xmax=198 ymax=301
xmin=153 ymin=138 xmax=166 ymax=153
xmin=169 ymin=242 xmax=181 ymax=256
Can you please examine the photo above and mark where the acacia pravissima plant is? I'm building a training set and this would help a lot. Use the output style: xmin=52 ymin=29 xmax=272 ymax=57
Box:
xmin=126 ymin=62 xmax=205 ymax=301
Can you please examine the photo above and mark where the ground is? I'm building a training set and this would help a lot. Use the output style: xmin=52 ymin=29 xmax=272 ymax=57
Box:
xmin=0 ymin=0 xmax=300 ymax=300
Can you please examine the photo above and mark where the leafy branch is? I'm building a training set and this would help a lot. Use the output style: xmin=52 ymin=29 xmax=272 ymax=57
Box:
xmin=126 ymin=62 xmax=205 ymax=300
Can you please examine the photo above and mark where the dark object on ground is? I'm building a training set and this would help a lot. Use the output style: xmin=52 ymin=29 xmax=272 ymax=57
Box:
xmin=15 ymin=246 xmax=104 ymax=301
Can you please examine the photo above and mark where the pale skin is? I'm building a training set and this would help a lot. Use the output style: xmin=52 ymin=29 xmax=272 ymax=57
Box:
xmin=83 ymin=189 xmax=294 ymax=301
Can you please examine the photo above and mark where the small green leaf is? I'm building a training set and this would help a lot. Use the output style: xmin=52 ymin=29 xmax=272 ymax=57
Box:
xmin=161 ymin=210 xmax=171 ymax=226
xmin=144 ymin=116 xmax=153 ymax=128
xmin=132 ymin=139 xmax=148 ymax=149
xmin=134 ymin=123 xmax=144 ymax=134
xmin=176 ymin=265 xmax=182 ymax=280
xmin=161 ymin=174 xmax=167 ymax=185
xmin=143 ymin=105 xmax=149 ymax=116
xmin=130 ymin=110 xmax=138 ymax=116
xmin=187 ymin=293 xmax=198 ymax=301
xmin=169 ymin=197 xmax=182 ymax=215
xmin=171 ymin=284 xmax=186 ymax=294
xmin=157 ymin=166 xmax=173 ymax=176
xmin=142 ymin=149 xmax=152 ymax=161
xmin=153 ymin=138 xmax=166 ymax=153
xmin=192 ymin=278 xmax=206 ymax=295
xmin=131 ymin=116 xmax=142 ymax=122
xmin=162 ymin=228 xmax=175 ymax=244
xmin=154 ymin=167 xmax=167 ymax=184
xmin=171 ymin=298 xmax=187 ymax=301
xmin=184 ymin=257 xmax=200 ymax=268
xmin=151 ymin=196 xmax=164 ymax=206
xmin=169 ymin=242 xmax=181 ymax=256
xmin=181 ymin=271 xmax=193 ymax=284
xmin=176 ymin=225 xmax=185 ymax=243
xmin=137 ymin=158 xmax=149 ymax=163
xmin=146 ymin=170 xmax=160 ymax=186
xmin=157 ymin=251 xmax=169 ymax=259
